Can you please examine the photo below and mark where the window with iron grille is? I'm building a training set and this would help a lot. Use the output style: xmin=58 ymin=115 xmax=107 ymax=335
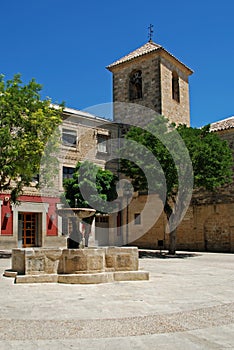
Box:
xmin=62 ymin=128 xmax=77 ymax=146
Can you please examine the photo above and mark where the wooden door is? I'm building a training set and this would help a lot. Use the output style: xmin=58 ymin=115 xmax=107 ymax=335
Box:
xmin=22 ymin=213 xmax=36 ymax=248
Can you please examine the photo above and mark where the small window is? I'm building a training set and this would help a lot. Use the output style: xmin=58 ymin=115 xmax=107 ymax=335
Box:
xmin=95 ymin=216 xmax=109 ymax=223
xmin=63 ymin=166 xmax=75 ymax=180
xmin=129 ymin=70 xmax=142 ymax=100
xmin=134 ymin=213 xmax=141 ymax=225
xmin=101 ymin=216 xmax=109 ymax=223
xmin=172 ymin=71 xmax=180 ymax=103
xmin=62 ymin=128 xmax=77 ymax=146
xmin=31 ymin=174 xmax=39 ymax=184
xmin=158 ymin=239 xmax=164 ymax=248
xmin=97 ymin=134 xmax=109 ymax=153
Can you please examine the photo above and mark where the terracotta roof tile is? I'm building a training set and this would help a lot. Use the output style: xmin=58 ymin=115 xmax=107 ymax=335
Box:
xmin=107 ymin=41 xmax=161 ymax=68
xmin=210 ymin=117 xmax=234 ymax=131
xmin=106 ymin=40 xmax=193 ymax=74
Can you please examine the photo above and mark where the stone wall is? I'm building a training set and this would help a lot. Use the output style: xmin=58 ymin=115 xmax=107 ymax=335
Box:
xmin=11 ymin=247 xmax=139 ymax=275
xmin=160 ymin=57 xmax=190 ymax=125
xmin=129 ymin=199 xmax=234 ymax=253
xmin=113 ymin=55 xmax=162 ymax=114
xmin=122 ymin=125 xmax=234 ymax=253
xmin=57 ymin=120 xmax=116 ymax=192
xmin=111 ymin=53 xmax=191 ymax=126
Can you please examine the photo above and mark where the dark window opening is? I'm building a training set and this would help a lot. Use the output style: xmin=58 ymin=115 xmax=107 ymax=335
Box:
xmin=96 ymin=216 xmax=109 ymax=223
xmin=62 ymin=128 xmax=77 ymax=146
xmin=172 ymin=71 xmax=180 ymax=103
xmin=158 ymin=239 xmax=164 ymax=247
xmin=32 ymin=174 xmax=39 ymax=184
xmin=63 ymin=166 xmax=75 ymax=180
xmin=129 ymin=70 xmax=142 ymax=100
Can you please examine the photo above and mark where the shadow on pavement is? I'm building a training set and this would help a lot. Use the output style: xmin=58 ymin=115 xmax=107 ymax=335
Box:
xmin=139 ymin=250 xmax=201 ymax=259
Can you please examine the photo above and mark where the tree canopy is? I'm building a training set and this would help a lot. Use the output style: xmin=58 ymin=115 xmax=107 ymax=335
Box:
xmin=177 ymin=124 xmax=233 ymax=190
xmin=0 ymin=74 xmax=63 ymax=201
xmin=62 ymin=160 xmax=118 ymax=215
xmin=62 ymin=160 xmax=117 ymax=247
xmin=120 ymin=115 xmax=233 ymax=254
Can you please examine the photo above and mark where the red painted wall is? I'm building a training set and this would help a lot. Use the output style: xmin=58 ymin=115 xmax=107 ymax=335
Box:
xmin=1 ymin=196 xmax=13 ymax=235
xmin=46 ymin=200 xmax=58 ymax=236
xmin=0 ymin=194 xmax=60 ymax=236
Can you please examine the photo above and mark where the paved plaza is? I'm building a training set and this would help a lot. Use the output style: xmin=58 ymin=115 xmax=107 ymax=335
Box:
xmin=0 ymin=251 xmax=233 ymax=349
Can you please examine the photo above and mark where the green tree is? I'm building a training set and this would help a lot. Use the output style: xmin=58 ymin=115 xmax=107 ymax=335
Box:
xmin=62 ymin=160 xmax=117 ymax=247
xmin=0 ymin=74 xmax=63 ymax=202
xmin=63 ymin=160 xmax=117 ymax=212
xmin=121 ymin=116 xmax=233 ymax=254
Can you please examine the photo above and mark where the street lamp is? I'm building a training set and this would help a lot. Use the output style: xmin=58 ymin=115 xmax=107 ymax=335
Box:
xmin=123 ymin=187 xmax=132 ymax=245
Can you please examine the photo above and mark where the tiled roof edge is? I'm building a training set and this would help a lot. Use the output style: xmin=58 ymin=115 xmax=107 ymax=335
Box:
xmin=106 ymin=40 xmax=193 ymax=74
xmin=210 ymin=116 xmax=234 ymax=131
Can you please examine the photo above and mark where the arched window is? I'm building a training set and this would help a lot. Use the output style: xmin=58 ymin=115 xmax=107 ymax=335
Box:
xmin=172 ymin=71 xmax=180 ymax=103
xmin=129 ymin=70 xmax=142 ymax=100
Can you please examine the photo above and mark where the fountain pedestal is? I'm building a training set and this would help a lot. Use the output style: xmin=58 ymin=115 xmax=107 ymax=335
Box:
xmin=4 ymin=247 xmax=149 ymax=284
xmin=3 ymin=208 xmax=149 ymax=284
xmin=56 ymin=207 xmax=96 ymax=248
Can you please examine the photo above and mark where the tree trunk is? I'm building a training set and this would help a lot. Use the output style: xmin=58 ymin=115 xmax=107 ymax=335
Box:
xmin=168 ymin=228 xmax=177 ymax=255
xmin=164 ymin=203 xmax=177 ymax=255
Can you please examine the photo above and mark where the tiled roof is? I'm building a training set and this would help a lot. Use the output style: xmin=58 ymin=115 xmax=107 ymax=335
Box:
xmin=210 ymin=117 xmax=234 ymax=131
xmin=107 ymin=41 xmax=161 ymax=68
xmin=106 ymin=40 xmax=193 ymax=73
xmin=51 ymin=104 xmax=110 ymax=123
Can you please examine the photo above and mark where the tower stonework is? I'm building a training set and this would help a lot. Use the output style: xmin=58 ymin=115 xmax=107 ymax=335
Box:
xmin=107 ymin=41 xmax=193 ymax=126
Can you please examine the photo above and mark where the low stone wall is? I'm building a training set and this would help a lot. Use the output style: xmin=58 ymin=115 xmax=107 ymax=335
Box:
xmin=58 ymin=248 xmax=105 ymax=274
xmin=105 ymin=246 xmax=138 ymax=271
xmin=12 ymin=248 xmax=63 ymax=275
xmin=6 ymin=246 xmax=148 ymax=284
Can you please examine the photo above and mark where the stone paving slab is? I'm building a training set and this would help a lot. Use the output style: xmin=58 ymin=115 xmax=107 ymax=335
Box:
xmin=0 ymin=303 xmax=233 ymax=341
xmin=0 ymin=252 xmax=233 ymax=349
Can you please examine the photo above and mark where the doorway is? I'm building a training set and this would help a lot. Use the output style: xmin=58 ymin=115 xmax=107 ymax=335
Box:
xmin=18 ymin=213 xmax=38 ymax=248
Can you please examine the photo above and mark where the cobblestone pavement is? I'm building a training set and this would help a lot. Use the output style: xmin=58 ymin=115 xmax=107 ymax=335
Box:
xmin=0 ymin=252 xmax=233 ymax=349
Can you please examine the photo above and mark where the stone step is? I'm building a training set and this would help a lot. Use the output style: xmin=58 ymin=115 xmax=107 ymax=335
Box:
xmin=13 ymin=270 xmax=149 ymax=284
xmin=0 ymin=250 xmax=12 ymax=259
xmin=3 ymin=269 xmax=17 ymax=278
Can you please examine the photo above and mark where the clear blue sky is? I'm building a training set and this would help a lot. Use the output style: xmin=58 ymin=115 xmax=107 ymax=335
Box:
xmin=1 ymin=0 xmax=233 ymax=127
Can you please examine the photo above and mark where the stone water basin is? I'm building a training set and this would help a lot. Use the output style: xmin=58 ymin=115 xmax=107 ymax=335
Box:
xmin=4 ymin=247 xmax=149 ymax=284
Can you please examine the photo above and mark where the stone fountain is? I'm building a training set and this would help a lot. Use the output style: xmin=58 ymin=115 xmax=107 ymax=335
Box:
xmin=3 ymin=208 xmax=149 ymax=284
xmin=56 ymin=207 xmax=96 ymax=248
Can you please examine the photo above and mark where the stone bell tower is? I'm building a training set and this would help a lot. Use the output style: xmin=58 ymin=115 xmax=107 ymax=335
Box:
xmin=106 ymin=39 xmax=193 ymax=126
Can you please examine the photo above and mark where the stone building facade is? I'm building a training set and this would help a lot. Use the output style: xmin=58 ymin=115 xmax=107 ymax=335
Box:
xmin=106 ymin=40 xmax=234 ymax=253
xmin=107 ymin=40 xmax=193 ymax=126
xmin=1 ymin=38 xmax=233 ymax=252
xmin=110 ymin=117 xmax=234 ymax=253
xmin=105 ymin=118 xmax=234 ymax=253
xmin=0 ymin=107 xmax=115 ymax=249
